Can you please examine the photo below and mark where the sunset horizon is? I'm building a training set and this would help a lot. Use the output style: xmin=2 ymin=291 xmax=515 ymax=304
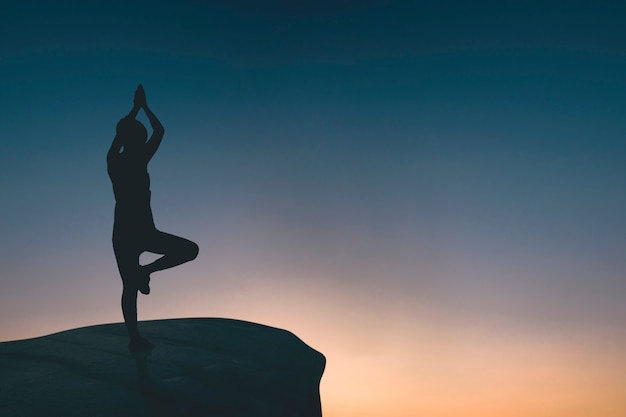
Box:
xmin=2 ymin=1 xmax=626 ymax=415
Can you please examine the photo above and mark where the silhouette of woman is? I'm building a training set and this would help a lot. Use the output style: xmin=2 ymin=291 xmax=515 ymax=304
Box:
xmin=108 ymin=84 xmax=199 ymax=352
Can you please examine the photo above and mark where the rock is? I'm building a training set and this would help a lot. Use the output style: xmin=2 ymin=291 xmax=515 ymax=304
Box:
xmin=0 ymin=318 xmax=325 ymax=416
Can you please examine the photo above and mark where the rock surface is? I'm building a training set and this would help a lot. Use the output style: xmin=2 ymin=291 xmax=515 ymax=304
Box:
xmin=0 ymin=318 xmax=325 ymax=416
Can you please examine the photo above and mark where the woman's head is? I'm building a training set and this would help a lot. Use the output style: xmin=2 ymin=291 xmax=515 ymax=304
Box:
xmin=116 ymin=118 xmax=147 ymax=152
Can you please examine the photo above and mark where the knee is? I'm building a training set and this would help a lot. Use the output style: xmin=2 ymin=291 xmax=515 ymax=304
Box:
xmin=187 ymin=241 xmax=199 ymax=262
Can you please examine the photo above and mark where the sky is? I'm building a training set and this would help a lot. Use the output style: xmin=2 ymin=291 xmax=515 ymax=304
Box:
xmin=2 ymin=1 xmax=626 ymax=415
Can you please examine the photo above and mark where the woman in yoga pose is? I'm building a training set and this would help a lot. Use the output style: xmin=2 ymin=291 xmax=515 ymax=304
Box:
xmin=108 ymin=84 xmax=199 ymax=352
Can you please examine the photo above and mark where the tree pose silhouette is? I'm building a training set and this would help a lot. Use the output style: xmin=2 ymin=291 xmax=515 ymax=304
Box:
xmin=107 ymin=85 xmax=199 ymax=352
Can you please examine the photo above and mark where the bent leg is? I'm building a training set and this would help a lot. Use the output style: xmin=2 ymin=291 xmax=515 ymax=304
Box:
xmin=142 ymin=230 xmax=199 ymax=275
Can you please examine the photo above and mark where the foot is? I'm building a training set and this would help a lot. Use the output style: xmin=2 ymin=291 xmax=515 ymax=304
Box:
xmin=137 ymin=269 xmax=151 ymax=295
xmin=129 ymin=336 xmax=154 ymax=353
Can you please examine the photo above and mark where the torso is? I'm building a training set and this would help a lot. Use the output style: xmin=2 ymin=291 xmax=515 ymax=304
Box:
xmin=108 ymin=153 xmax=155 ymax=232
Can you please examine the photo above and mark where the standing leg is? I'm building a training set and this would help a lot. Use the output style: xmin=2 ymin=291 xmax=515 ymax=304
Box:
xmin=120 ymin=276 xmax=154 ymax=351
xmin=121 ymin=285 xmax=140 ymax=340
xmin=114 ymin=238 xmax=154 ymax=351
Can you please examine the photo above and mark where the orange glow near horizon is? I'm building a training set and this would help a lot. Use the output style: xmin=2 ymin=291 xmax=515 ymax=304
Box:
xmin=3 ymin=269 xmax=626 ymax=417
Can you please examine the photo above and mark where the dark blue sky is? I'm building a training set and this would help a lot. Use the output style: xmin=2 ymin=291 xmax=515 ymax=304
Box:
xmin=2 ymin=2 xmax=626 ymax=415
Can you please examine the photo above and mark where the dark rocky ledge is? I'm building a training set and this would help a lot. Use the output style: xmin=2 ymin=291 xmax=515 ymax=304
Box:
xmin=0 ymin=318 xmax=325 ymax=416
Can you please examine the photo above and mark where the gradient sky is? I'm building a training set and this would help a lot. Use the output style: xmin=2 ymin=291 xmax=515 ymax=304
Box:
xmin=2 ymin=1 xmax=626 ymax=416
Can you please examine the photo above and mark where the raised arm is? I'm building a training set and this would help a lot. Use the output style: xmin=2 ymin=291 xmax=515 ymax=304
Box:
xmin=127 ymin=102 xmax=140 ymax=120
xmin=107 ymin=89 xmax=142 ymax=163
xmin=134 ymin=84 xmax=165 ymax=160
xmin=143 ymin=103 xmax=164 ymax=160
xmin=107 ymin=131 xmax=124 ymax=163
